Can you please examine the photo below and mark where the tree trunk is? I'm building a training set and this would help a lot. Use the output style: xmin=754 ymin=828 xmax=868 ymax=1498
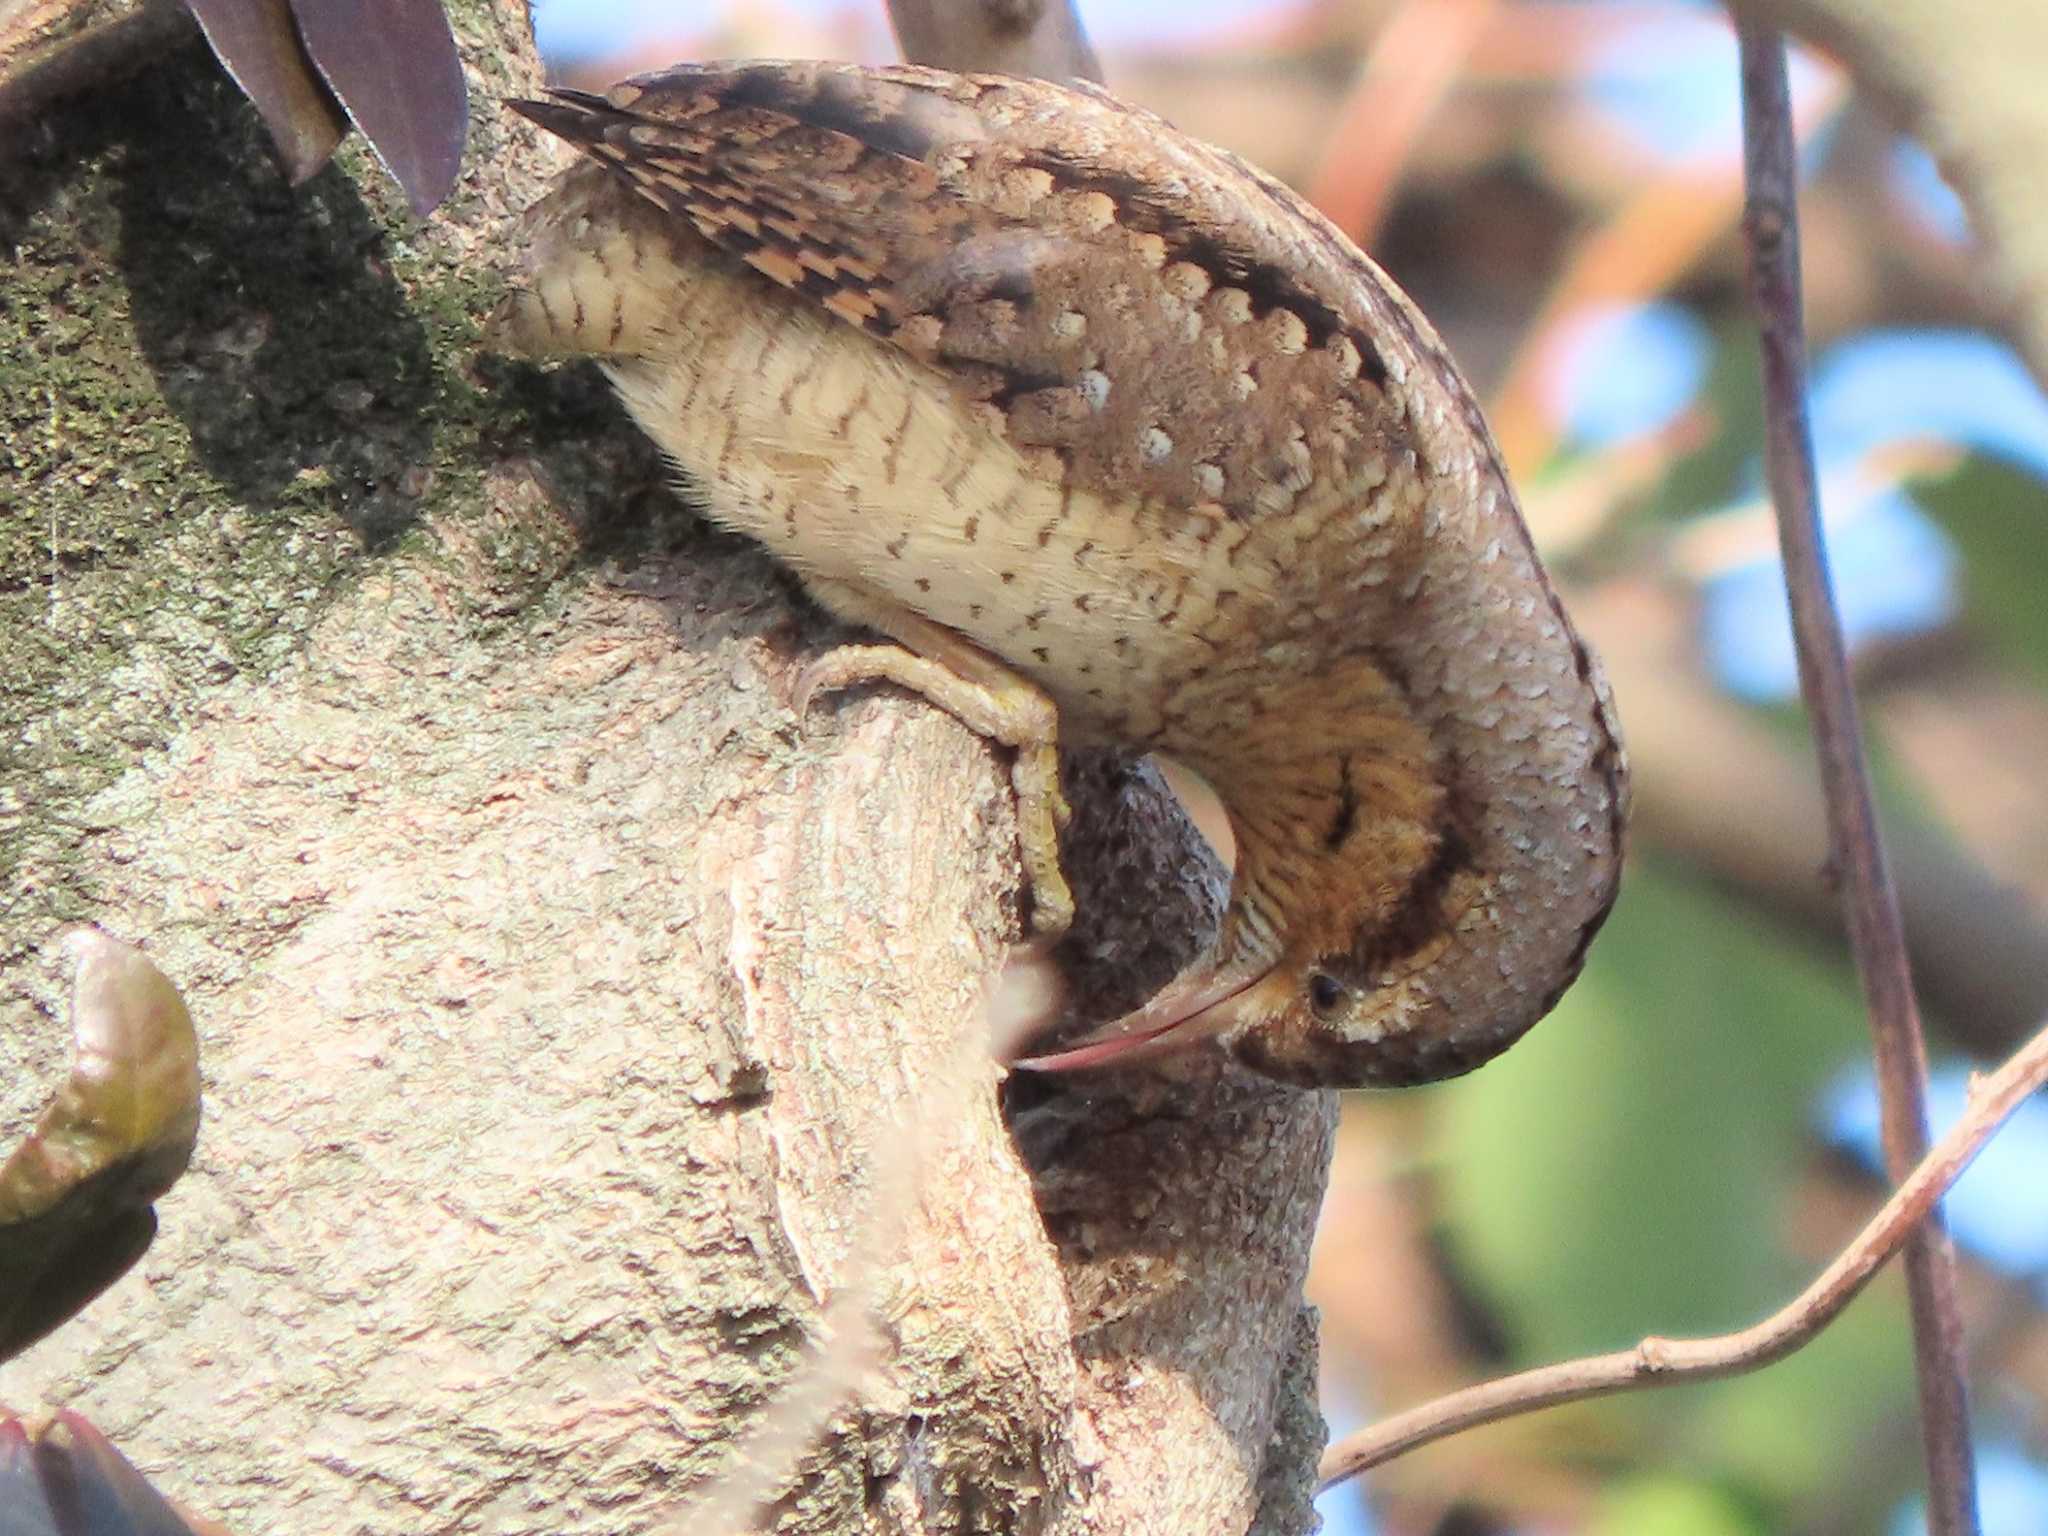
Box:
xmin=0 ymin=7 xmax=1334 ymax=1532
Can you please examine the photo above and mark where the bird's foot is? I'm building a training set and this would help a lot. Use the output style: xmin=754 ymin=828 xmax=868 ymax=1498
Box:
xmin=794 ymin=642 xmax=1075 ymax=939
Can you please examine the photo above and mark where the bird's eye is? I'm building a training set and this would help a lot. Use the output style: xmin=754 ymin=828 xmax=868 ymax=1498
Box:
xmin=1307 ymin=971 xmax=1346 ymax=1019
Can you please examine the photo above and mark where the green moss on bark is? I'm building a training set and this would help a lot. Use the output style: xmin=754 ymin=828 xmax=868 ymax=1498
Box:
xmin=0 ymin=42 xmax=701 ymax=961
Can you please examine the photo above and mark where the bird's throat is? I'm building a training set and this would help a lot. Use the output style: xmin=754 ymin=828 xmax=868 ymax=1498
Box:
xmin=1191 ymin=657 xmax=1453 ymax=970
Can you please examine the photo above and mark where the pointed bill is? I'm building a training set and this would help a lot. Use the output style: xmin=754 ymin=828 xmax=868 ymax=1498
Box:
xmin=1012 ymin=964 xmax=1276 ymax=1073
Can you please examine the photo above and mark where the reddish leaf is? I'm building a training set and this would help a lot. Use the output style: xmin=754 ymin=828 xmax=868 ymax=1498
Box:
xmin=0 ymin=1410 xmax=224 ymax=1535
xmin=0 ymin=1414 xmax=62 ymax=1535
xmin=180 ymin=0 xmax=346 ymax=184
xmin=286 ymin=0 xmax=466 ymax=216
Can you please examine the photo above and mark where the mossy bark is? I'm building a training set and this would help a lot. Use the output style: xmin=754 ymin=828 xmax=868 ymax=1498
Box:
xmin=0 ymin=9 xmax=1332 ymax=1534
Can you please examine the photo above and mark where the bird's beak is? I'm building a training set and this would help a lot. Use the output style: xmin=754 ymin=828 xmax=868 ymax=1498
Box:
xmin=1010 ymin=962 xmax=1281 ymax=1073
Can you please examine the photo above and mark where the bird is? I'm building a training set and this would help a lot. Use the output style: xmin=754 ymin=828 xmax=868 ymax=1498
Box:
xmin=491 ymin=60 xmax=1627 ymax=1090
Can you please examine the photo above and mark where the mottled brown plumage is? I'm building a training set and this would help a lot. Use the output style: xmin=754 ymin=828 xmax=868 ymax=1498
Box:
xmin=494 ymin=61 xmax=1627 ymax=1089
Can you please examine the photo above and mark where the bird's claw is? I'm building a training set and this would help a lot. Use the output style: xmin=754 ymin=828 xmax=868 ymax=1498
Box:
xmin=790 ymin=652 xmax=860 ymax=732
xmin=789 ymin=642 xmax=1074 ymax=940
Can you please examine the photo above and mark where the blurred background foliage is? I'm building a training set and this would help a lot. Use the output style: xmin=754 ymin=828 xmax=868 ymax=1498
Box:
xmin=537 ymin=1 xmax=2048 ymax=1531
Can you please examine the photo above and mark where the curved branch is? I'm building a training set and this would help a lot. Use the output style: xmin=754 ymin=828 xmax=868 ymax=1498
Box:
xmin=1320 ymin=1010 xmax=2048 ymax=1487
xmin=0 ymin=0 xmax=191 ymax=128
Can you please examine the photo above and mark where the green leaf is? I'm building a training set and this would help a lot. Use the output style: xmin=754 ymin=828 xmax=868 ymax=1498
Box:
xmin=1435 ymin=859 xmax=1867 ymax=1357
xmin=1589 ymin=1474 xmax=1764 ymax=1536
xmin=1427 ymin=857 xmax=1915 ymax=1517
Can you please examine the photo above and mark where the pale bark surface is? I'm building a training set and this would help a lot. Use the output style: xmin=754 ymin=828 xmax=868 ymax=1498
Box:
xmin=0 ymin=7 xmax=1332 ymax=1534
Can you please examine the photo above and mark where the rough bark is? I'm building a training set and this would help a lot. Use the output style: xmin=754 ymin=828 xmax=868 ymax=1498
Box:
xmin=0 ymin=0 xmax=192 ymax=131
xmin=0 ymin=7 xmax=1332 ymax=1534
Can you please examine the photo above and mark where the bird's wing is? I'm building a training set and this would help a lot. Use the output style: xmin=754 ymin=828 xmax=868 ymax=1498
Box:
xmin=511 ymin=60 xmax=1454 ymax=527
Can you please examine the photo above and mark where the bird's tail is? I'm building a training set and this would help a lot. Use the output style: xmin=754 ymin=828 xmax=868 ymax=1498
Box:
xmin=486 ymin=161 xmax=690 ymax=361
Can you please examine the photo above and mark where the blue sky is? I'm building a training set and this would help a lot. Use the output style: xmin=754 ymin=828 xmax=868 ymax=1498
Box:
xmin=532 ymin=0 xmax=1277 ymax=64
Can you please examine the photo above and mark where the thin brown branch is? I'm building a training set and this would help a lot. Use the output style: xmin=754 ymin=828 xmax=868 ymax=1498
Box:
xmin=1737 ymin=22 xmax=1978 ymax=1530
xmin=1319 ymin=1012 xmax=2048 ymax=1488
xmin=885 ymin=0 xmax=1102 ymax=84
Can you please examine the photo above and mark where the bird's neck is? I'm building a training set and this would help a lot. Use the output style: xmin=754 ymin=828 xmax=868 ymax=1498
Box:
xmin=1179 ymin=656 xmax=1453 ymax=970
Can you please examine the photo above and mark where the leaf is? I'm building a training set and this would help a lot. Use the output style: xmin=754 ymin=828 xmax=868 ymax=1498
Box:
xmin=1435 ymin=862 xmax=1870 ymax=1357
xmin=1588 ymin=1474 xmax=1765 ymax=1536
xmin=0 ymin=1409 xmax=228 ymax=1535
xmin=180 ymin=0 xmax=346 ymax=184
xmin=285 ymin=0 xmax=465 ymax=217
xmin=0 ymin=929 xmax=201 ymax=1364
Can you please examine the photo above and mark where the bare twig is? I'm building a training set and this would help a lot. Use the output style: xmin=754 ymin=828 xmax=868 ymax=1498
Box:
xmin=885 ymin=0 xmax=1102 ymax=84
xmin=1722 ymin=0 xmax=2048 ymax=394
xmin=1318 ymin=1012 xmax=2048 ymax=1487
xmin=1737 ymin=23 xmax=1978 ymax=1531
xmin=1321 ymin=18 xmax=1999 ymax=1504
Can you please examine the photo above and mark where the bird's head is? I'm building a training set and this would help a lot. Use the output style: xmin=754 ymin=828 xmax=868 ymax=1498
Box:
xmin=1016 ymin=703 xmax=1621 ymax=1090
xmin=1015 ymin=819 xmax=1535 ymax=1089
